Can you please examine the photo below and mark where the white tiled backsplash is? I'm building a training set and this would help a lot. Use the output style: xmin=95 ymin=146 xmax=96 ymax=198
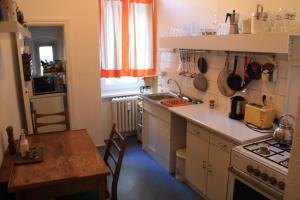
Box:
xmin=157 ymin=51 xmax=289 ymax=116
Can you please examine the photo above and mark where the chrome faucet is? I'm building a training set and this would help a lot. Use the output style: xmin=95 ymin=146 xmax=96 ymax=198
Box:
xmin=167 ymin=78 xmax=182 ymax=97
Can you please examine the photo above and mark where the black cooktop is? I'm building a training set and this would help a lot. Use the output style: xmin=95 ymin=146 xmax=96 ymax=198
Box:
xmin=244 ymin=139 xmax=291 ymax=168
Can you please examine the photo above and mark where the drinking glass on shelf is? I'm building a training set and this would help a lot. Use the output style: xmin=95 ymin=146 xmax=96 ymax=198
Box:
xmin=216 ymin=22 xmax=229 ymax=35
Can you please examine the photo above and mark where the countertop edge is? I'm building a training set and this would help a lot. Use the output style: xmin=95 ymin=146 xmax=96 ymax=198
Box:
xmin=169 ymin=107 xmax=272 ymax=145
xmin=142 ymin=95 xmax=271 ymax=145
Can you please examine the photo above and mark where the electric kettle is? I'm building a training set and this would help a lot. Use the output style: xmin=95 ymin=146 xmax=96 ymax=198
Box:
xmin=273 ymin=114 xmax=295 ymax=146
xmin=229 ymin=96 xmax=246 ymax=120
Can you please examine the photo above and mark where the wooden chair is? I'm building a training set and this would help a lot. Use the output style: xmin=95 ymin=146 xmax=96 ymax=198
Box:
xmin=33 ymin=109 xmax=70 ymax=133
xmin=104 ymin=124 xmax=127 ymax=200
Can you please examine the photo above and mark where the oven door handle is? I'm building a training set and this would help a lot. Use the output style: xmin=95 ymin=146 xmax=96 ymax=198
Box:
xmin=229 ymin=167 xmax=284 ymax=200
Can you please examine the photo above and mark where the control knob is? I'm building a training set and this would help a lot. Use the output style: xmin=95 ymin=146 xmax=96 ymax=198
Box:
xmin=253 ymin=169 xmax=261 ymax=177
xmin=269 ymin=177 xmax=277 ymax=186
xmin=261 ymin=173 xmax=269 ymax=181
xmin=278 ymin=181 xmax=285 ymax=190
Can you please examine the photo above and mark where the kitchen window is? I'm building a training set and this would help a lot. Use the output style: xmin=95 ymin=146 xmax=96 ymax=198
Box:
xmin=99 ymin=0 xmax=156 ymax=78
xmin=101 ymin=76 xmax=144 ymax=96
xmin=38 ymin=45 xmax=54 ymax=75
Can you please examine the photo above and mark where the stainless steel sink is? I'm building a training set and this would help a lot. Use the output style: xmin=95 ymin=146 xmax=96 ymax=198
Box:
xmin=143 ymin=93 xmax=176 ymax=101
xmin=143 ymin=93 xmax=203 ymax=104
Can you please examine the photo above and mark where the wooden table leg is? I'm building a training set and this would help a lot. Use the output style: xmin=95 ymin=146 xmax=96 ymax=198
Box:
xmin=98 ymin=177 xmax=107 ymax=200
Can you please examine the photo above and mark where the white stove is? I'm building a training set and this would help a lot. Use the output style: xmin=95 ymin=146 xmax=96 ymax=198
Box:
xmin=227 ymin=138 xmax=290 ymax=200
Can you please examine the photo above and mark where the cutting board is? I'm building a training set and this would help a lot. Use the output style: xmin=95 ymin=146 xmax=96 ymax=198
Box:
xmin=160 ymin=98 xmax=193 ymax=107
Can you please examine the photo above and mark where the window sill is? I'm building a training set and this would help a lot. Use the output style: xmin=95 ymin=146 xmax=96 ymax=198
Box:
xmin=101 ymin=90 xmax=142 ymax=99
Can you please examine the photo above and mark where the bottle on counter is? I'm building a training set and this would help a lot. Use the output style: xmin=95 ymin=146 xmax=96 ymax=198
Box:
xmin=19 ymin=129 xmax=29 ymax=157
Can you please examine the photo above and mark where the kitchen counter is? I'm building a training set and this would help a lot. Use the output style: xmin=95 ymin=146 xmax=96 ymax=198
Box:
xmin=168 ymin=104 xmax=272 ymax=144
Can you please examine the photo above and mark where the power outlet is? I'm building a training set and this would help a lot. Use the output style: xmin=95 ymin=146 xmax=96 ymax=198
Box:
xmin=262 ymin=94 xmax=275 ymax=107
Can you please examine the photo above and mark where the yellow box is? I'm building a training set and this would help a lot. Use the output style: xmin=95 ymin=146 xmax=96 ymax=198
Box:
xmin=244 ymin=104 xmax=276 ymax=129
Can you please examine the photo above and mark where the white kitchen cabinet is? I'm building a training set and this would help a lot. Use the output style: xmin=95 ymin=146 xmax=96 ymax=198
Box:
xmin=185 ymin=122 xmax=235 ymax=200
xmin=186 ymin=130 xmax=209 ymax=195
xmin=143 ymin=101 xmax=171 ymax=170
xmin=143 ymin=110 xmax=170 ymax=166
xmin=206 ymin=143 xmax=231 ymax=200
xmin=142 ymin=100 xmax=187 ymax=172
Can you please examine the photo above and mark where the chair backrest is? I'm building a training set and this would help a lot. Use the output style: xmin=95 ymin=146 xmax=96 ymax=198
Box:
xmin=104 ymin=124 xmax=127 ymax=200
xmin=33 ymin=109 xmax=70 ymax=133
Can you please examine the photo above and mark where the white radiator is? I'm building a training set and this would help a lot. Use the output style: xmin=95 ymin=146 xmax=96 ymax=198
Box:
xmin=112 ymin=96 xmax=139 ymax=133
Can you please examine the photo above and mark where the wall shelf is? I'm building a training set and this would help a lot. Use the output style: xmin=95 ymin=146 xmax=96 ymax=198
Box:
xmin=159 ymin=33 xmax=294 ymax=54
xmin=0 ymin=21 xmax=31 ymax=38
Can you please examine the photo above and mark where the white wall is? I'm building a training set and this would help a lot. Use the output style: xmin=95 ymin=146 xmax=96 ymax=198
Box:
xmin=157 ymin=0 xmax=296 ymax=116
xmin=158 ymin=52 xmax=289 ymax=115
xmin=0 ymin=34 xmax=23 ymax=166
xmin=157 ymin=0 xmax=300 ymax=36
xmin=17 ymin=0 xmax=104 ymax=146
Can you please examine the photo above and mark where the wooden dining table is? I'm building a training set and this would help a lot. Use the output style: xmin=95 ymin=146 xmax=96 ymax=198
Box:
xmin=3 ymin=129 xmax=110 ymax=200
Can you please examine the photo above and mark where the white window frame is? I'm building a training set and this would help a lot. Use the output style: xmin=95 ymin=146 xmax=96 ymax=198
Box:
xmin=101 ymin=76 xmax=144 ymax=96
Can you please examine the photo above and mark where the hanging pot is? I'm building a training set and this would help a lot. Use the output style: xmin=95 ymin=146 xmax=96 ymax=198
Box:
xmin=227 ymin=56 xmax=243 ymax=91
xmin=217 ymin=55 xmax=236 ymax=97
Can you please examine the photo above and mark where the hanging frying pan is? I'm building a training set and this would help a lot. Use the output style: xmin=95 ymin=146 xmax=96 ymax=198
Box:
xmin=197 ymin=56 xmax=208 ymax=74
xmin=217 ymin=55 xmax=236 ymax=97
xmin=247 ymin=60 xmax=262 ymax=80
xmin=193 ymin=54 xmax=208 ymax=92
xmin=193 ymin=74 xmax=208 ymax=92
xmin=227 ymin=56 xmax=243 ymax=91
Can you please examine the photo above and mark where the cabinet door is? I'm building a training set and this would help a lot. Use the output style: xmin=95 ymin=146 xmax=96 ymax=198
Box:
xmin=143 ymin=110 xmax=170 ymax=169
xmin=206 ymin=144 xmax=230 ymax=200
xmin=154 ymin=115 xmax=170 ymax=162
xmin=142 ymin=111 xmax=157 ymax=154
xmin=186 ymin=131 xmax=209 ymax=194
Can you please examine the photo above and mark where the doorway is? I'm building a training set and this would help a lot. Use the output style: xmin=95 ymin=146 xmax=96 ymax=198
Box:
xmin=23 ymin=24 xmax=71 ymax=133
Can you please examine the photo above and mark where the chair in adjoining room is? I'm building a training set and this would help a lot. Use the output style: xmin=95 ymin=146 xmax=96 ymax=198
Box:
xmin=32 ymin=109 xmax=70 ymax=133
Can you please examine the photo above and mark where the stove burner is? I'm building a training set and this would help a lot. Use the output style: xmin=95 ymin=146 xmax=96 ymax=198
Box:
xmin=273 ymin=143 xmax=291 ymax=151
xmin=259 ymin=146 xmax=271 ymax=155
xmin=244 ymin=139 xmax=291 ymax=169
xmin=280 ymin=159 xmax=289 ymax=168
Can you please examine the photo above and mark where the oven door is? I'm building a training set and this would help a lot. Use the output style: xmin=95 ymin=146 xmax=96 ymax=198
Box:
xmin=227 ymin=167 xmax=283 ymax=200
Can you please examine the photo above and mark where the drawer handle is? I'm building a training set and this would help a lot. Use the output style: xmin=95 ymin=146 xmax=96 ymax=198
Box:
xmin=202 ymin=161 xmax=207 ymax=169
xmin=207 ymin=164 xmax=212 ymax=173
xmin=196 ymin=131 xmax=201 ymax=135
xmin=218 ymin=142 xmax=228 ymax=148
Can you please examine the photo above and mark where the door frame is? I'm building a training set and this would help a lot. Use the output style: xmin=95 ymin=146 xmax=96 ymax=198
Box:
xmin=25 ymin=19 xmax=74 ymax=131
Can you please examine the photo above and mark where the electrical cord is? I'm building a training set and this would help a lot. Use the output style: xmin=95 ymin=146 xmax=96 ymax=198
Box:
xmin=245 ymin=123 xmax=274 ymax=133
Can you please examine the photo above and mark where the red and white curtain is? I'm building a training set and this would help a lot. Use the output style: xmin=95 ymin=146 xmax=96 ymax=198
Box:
xmin=100 ymin=0 xmax=156 ymax=77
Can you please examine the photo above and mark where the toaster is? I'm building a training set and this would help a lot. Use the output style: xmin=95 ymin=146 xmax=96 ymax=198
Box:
xmin=244 ymin=103 xmax=276 ymax=129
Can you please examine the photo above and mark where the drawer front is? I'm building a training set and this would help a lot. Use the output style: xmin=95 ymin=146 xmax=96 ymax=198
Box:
xmin=187 ymin=122 xmax=210 ymax=142
xmin=210 ymin=134 xmax=236 ymax=153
